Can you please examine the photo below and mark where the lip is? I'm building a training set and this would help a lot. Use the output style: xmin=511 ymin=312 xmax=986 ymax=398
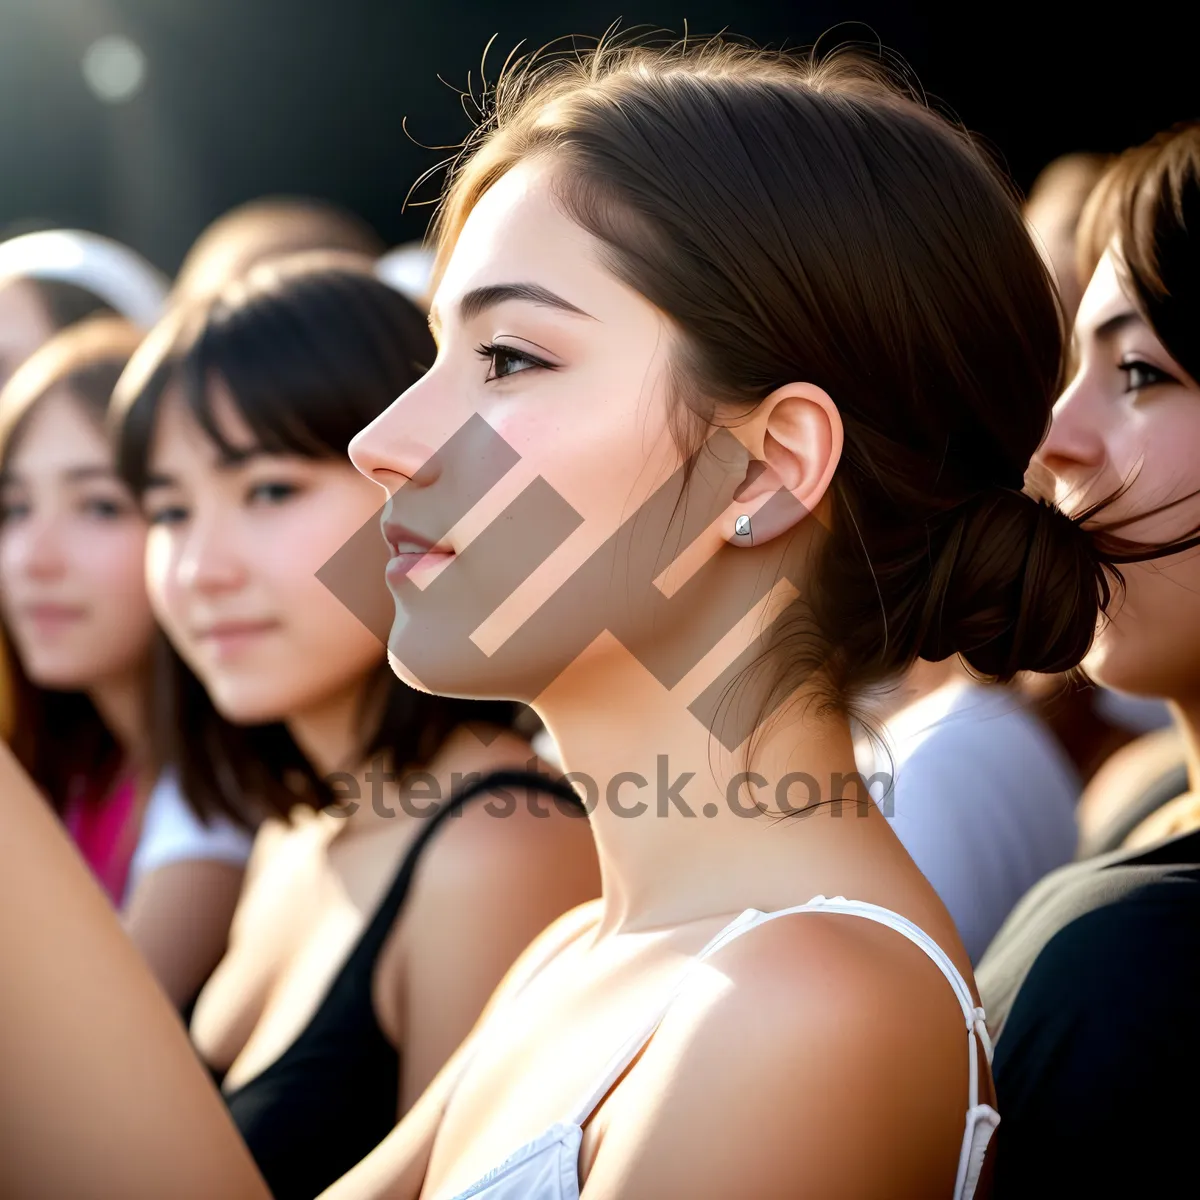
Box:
xmin=381 ymin=516 xmax=455 ymax=584
xmin=19 ymin=603 xmax=88 ymax=635
xmin=193 ymin=618 xmax=282 ymax=657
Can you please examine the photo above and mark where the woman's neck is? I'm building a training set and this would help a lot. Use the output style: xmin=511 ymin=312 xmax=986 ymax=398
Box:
xmin=538 ymin=644 xmax=910 ymax=937
xmin=286 ymin=676 xmax=374 ymax=779
xmin=88 ymin=663 xmax=151 ymax=773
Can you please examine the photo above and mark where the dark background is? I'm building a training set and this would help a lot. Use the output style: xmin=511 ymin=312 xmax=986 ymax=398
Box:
xmin=2 ymin=0 xmax=1196 ymax=272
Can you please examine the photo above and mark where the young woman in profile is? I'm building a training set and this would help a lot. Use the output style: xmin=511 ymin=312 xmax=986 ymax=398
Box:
xmin=0 ymin=315 xmax=254 ymax=1005
xmin=112 ymin=251 xmax=599 ymax=1200
xmin=977 ymin=121 xmax=1200 ymax=1198
xmin=0 ymin=38 xmax=1139 ymax=1200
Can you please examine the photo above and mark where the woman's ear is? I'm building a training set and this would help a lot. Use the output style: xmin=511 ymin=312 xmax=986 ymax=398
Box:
xmin=726 ymin=383 xmax=843 ymax=545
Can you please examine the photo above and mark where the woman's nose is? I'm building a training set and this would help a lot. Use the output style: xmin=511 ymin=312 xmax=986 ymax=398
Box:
xmin=13 ymin=512 xmax=69 ymax=581
xmin=1037 ymin=375 xmax=1109 ymax=482
xmin=174 ymin=513 xmax=248 ymax=595
xmin=349 ymin=382 xmax=443 ymax=496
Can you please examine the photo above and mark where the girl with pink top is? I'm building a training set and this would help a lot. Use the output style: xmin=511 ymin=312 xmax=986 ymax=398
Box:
xmin=0 ymin=315 xmax=251 ymax=1005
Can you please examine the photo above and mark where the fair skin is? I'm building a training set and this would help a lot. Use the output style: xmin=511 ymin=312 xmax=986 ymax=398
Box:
xmin=0 ymin=161 xmax=993 ymax=1200
xmin=145 ymin=383 xmax=599 ymax=1114
xmin=0 ymin=389 xmax=243 ymax=1006
xmin=328 ymin=159 xmax=989 ymax=1199
xmin=1038 ymin=244 xmax=1200 ymax=845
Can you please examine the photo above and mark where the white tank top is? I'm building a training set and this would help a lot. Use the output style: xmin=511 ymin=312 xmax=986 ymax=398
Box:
xmin=443 ymin=894 xmax=999 ymax=1200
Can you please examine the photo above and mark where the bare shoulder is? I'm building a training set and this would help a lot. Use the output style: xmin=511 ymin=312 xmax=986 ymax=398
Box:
xmin=585 ymin=912 xmax=972 ymax=1199
xmin=416 ymin=726 xmax=595 ymax=890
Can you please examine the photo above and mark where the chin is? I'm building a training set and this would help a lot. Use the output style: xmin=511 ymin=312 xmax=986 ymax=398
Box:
xmin=24 ymin=664 xmax=94 ymax=692
xmin=18 ymin=643 xmax=112 ymax=691
xmin=386 ymin=646 xmax=534 ymax=705
xmin=208 ymin=686 xmax=291 ymax=727
xmin=386 ymin=649 xmax=435 ymax=695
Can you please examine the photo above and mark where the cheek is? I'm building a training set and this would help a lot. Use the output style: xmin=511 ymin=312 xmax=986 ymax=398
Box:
xmin=0 ymin=528 xmax=23 ymax=581
xmin=75 ymin=523 xmax=147 ymax=584
xmin=1102 ymin=406 xmax=1200 ymax=539
xmin=260 ymin=491 xmax=387 ymax=626
xmin=143 ymin=529 xmax=196 ymax=653
xmin=483 ymin=375 xmax=676 ymax=529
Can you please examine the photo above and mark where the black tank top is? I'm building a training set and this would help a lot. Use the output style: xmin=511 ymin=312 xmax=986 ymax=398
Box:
xmin=214 ymin=768 xmax=583 ymax=1200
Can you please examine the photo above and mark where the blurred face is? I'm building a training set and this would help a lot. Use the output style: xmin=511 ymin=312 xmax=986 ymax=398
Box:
xmin=348 ymin=160 xmax=708 ymax=700
xmin=1037 ymin=246 xmax=1200 ymax=700
xmin=0 ymin=390 xmax=155 ymax=689
xmin=143 ymin=382 xmax=386 ymax=724
xmin=0 ymin=278 xmax=55 ymax=389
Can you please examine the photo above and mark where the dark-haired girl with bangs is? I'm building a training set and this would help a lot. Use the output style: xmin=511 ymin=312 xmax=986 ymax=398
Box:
xmin=112 ymin=250 xmax=599 ymax=1200
xmin=977 ymin=121 xmax=1200 ymax=1198
xmin=0 ymin=36 xmax=1173 ymax=1200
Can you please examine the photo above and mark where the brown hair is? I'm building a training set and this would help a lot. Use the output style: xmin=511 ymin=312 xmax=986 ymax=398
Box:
xmin=0 ymin=316 xmax=145 ymax=812
xmin=1076 ymin=121 xmax=1200 ymax=385
xmin=430 ymin=36 xmax=1116 ymax=719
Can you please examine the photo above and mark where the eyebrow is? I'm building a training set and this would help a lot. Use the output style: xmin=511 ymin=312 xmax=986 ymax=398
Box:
xmin=429 ymin=282 xmax=596 ymax=332
xmin=1093 ymin=310 xmax=1143 ymax=342
xmin=1069 ymin=309 xmax=1144 ymax=371
xmin=65 ymin=465 xmax=121 ymax=482
xmin=141 ymin=446 xmax=278 ymax=490
xmin=0 ymin=464 xmax=119 ymax=487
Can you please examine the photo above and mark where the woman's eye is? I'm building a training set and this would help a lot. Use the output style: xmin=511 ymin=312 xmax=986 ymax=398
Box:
xmin=146 ymin=505 xmax=188 ymax=526
xmin=475 ymin=342 xmax=550 ymax=381
xmin=248 ymin=481 xmax=300 ymax=506
xmin=80 ymin=497 xmax=131 ymax=521
xmin=0 ymin=498 xmax=29 ymax=522
xmin=1119 ymin=359 xmax=1173 ymax=393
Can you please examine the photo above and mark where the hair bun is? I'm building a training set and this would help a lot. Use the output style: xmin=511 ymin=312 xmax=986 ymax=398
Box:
xmin=917 ymin=488 xmax=1108 ymax=679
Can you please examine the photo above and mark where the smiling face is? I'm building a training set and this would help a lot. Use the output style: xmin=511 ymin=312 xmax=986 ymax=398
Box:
xmin=1037 ymin=246 xmax=1200 ymax=700
xmin=143 ymin=381 xmax=388 ymax=724
xmin=0 ymin=390 xmax=155 ymax=690
xmin=350 ymin=161 xmax=717 ymax=701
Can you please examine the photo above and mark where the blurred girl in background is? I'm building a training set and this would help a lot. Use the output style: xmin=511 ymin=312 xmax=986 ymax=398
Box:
xmin=979 ymin=120 xmax=1200 ymax=1197
xmin=0 ymin=315 xmax=252 ymax=1006
xmin=112 ymin=251 xmax=599 ymax=1200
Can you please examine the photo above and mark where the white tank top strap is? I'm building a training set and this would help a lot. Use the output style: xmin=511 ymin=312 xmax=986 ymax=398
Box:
xmin=565 ymin=895 xmax=998 ymax=1200
xmin=562 ymin=907 xmax=761 ymax=1126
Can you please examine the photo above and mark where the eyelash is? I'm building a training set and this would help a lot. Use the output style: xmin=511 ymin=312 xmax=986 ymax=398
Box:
xmin=80 ymin=497 xmax=131 ymax=520
xmin=146 ymin=505 xmax=186 ymax=527
xmin=475 ymin=342 xmax=554 ymax=381
xmin=0 ymin=497 xmax=130 ymax=523
xmin=248 ymin=481 xmax=300 ymax=506
xmin=1119 ymin=359 xmax=1174 ymax=393
xmin=145 ymin=482 xmax=301 ymax=526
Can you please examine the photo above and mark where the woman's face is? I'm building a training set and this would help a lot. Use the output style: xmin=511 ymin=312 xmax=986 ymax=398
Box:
xmin=143 ymin=383 xmax=388 ymax=724
xmin=348 ymin=160 xmax=714 ymax=701
xmin=0 ymin=390 xmax=155 ymax=689
xmin=1037 ymin=245 xmax=1200 ymax=700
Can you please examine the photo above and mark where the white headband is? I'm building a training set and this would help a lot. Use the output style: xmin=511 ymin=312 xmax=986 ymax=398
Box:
xmin=0 ymin=229 xmax=170 ymax=328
